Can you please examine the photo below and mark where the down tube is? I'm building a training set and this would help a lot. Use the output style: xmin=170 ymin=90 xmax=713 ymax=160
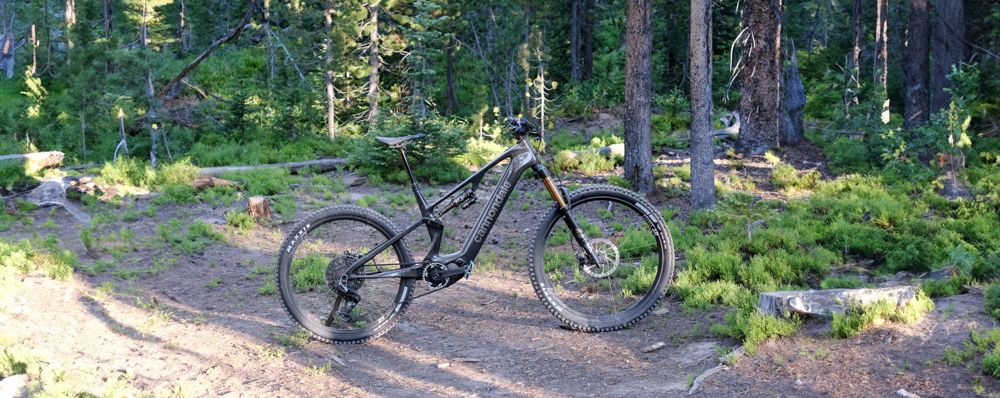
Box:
xmin=453 ymin=148 xmax=538 ymax=263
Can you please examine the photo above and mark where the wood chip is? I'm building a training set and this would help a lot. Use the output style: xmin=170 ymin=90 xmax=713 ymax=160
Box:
xmin=451 ymin=358 xmax=481 ymax=363
xmin=641 ymin=341 xmax=666 ymax=353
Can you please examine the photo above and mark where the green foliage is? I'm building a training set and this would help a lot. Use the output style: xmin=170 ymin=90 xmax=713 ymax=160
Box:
xmin=291 ymin=254 xmax=329 ymax=292
xmin=986 ymin=283 xmax=1000 ymax=319
xmin=922 ymin=276 xmax=967 ymax=298
xmin=0 ymin=238 xmax=77 ymax=280
xmin=223 ymin=169 xmax=299 ymax=196
xmin=157 ymin=219 xmax=225 ymax=255
xmin=351 ymin=116 xmax=470 ymax=184
xmin=226 ymin=211 xmax=255 ymax=231
xmin=770 ymin=164 xmax=820 ymax=191
xmin=819 ymin=275 xmax=863 ymax=289
xmin=831 ymin=292 xmax=934 ymax=338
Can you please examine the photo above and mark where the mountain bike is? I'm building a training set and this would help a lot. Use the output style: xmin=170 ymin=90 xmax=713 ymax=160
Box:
xmin=277 ymin=118 xmax=674 ymax=343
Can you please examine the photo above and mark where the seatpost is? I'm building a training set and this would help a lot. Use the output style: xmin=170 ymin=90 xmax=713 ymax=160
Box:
xmin=398 ymin=148 xmax=430 ymax=216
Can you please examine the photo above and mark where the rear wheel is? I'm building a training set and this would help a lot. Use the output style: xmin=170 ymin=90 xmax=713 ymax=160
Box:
xmin=277 ymin=206 xmax=415 ymax=343
xmin=529 ymin=185 xmax=674 ymax=331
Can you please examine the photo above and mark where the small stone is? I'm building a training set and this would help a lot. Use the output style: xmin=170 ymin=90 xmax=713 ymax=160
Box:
xmin=896 ymin=388 xmax=920 ymax=398
xmin=641 ymin=342 xmax=666 ymax=353
xmin=652 ymin=307 xmax=670 ymax=315
xmin=0 ymin=374 xmax=29 ymax=398
xmin=436 ymin=362 xmax=450 ymax=369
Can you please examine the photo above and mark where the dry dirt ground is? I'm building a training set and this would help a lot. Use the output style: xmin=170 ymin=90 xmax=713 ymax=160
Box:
xmin=2 ymin=142 xmax=999 ymax=397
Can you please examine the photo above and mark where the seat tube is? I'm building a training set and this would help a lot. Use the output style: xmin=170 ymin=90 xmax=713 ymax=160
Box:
xmin=399 ymin=149 xmax=429 ymax=215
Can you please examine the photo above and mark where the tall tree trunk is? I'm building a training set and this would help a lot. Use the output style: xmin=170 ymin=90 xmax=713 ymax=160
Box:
xmin=931 ymin=0 xmax=964 ymax=113
xmin=569 ymin=0 xmax=581 ymax=81
xmin=324 ymin=0 xmax=337 ymax=140
xmin=875 ymin=0 xmax=889 ymax=95
xmin=103 ymin=0 xmax=112 ymax=37
xmin=179 ymin=0 xmax=189 ymax=56
xmin=141 ymin=0 xmax=159 ymax=167
xmin=367 ymin=3 xmax=380 ymax=122
xmin=736 ymin=0 xmax=783 ymax=156
xmin=904 ymin=0 xmax=930 ymax=129
xmin=64 ymin=0 xmax=75 ymax=51
xmin=689 ymin=0 xmax=714 ymax=209
xmin=444 ymin=38 xmax=458 ymax=115
xmin=846 ymin=0 xmax=861 ymax=116
xmin=781 ymin=48 xmax=806 ymax=144
xmin=582 ymin=0 xmax=595 ymax=80
xmin=623 ymin=0 xmax=653 ymax=192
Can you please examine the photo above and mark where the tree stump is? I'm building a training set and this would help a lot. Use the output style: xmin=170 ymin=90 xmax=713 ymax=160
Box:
xmin=248 ymin=196 xmax=271 ymax=221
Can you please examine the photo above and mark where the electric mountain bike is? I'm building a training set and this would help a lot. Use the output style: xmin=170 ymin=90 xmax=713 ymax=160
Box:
xmin=277 ymin=118 xmax=675 ymax=343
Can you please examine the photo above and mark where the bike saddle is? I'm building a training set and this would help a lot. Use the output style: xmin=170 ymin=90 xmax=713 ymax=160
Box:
xmin=375 ymin=134 xmax=426 ymax=148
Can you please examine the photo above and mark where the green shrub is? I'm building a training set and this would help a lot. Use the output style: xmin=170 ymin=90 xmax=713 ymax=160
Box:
xmin=618 ymin=228 xmax=658 ymax=258
xmin=98 ymin=158 xmax=156 ymax=189
xmin=154 ymin=159 xmax=199 ymax=187
xmin=820 ymin=275 xmax=863 ymax=289
xmin=921 ymin=276 xmax=967 ymax=298
xmin=574 ymin=150 xmax=616 ymax=175
xmin=226 ymin=211 xmax=255 ymax=230
xmin=986 ymin=283 xmax=1000 ymax=319
xmin=222 ymin=169 xmax=299 ymax=196
xmin=456 ymin=136 xmax=508 ymax=168
xmin=824 ymin=137 xmax=871 ymax=174
xmin=291 ymin=253 xmax=329 ymax=291
xmin=351 ymin=116 xmax=469 ymax=184
xmin=152 ymin=184 xmax=197 ymax=205
xmin=157 ymin=219 xmax=225 ymax=255
xmin=771 ymin=164 xmax=821 ymax=191
xmin=711 ymin=311 xmax=800 ymax=354
xmin=831 ymin=292 xmax=934 ymax=338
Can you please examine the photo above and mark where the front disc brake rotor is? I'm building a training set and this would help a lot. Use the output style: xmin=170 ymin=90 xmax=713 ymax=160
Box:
xmin=583 ymin=238 xmax=619 ymax=278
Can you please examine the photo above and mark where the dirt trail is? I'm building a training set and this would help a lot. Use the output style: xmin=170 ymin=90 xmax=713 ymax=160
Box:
xmin=1 ymin=183 xmax=726 ymax=397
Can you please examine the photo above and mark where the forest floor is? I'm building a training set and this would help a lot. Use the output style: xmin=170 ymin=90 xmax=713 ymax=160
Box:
xmin=2 ymin=137 xmax=999 ymax=397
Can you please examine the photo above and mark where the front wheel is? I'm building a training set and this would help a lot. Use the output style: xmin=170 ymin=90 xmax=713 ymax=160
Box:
xmin=529 ymin=185 xmax=674 ymax=331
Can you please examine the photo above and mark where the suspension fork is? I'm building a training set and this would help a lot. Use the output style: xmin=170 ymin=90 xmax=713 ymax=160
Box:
xmin=533 ymin=164 xmax=600 ymax=264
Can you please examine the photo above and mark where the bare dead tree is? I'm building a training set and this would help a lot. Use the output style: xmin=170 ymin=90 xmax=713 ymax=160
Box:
xmin=0 ymin=7 xmax=26 ymax=79
xmin=366 ymin=2 xmax=380 ymax=122
xmin=324 ymin=0 xmax=337 ymax=139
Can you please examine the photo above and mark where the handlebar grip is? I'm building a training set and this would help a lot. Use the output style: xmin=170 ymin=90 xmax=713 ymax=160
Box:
xmin=506 ymin=117 xmax=538 ymax=136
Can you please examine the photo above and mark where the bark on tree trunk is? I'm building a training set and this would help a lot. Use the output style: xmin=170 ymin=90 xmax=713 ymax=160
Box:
xmin=367 ymin=3 xmax=380 ymax=123
xmin=444 ymin=38 xmax=458 ymax=116
xmin=875 ymin=0 xmax=889 ymax=95
xmin=689 ymin=0 xmax=715 ymax=209
xmin=65 ymin=0 xmax=75 ymax=50
xmin=846 ymin=0 xmax=861 ymax=115
xmin=624 ymin=0 xmax=653 ymax=192
xmin=781 ymin=49 xmax=806 ymax=145
xmin=179 ymin=0 xmax=189 ymax=56
xmin=736 ymin=0 xmax=783 ymax=156
xmin=324 ymin=0 xmax=337 ymax=140
xmin=931 ymin=0 xmax=965 ymax=113
xmin=582 ymin=0 xmax=595 ymax=80
xmin=569 ymin=0 xmax=581 ymax=81
xmin=103 ymin=0 xmax=112 ymax=37
xmin=904 ymin=0 xmax=930 ymax=129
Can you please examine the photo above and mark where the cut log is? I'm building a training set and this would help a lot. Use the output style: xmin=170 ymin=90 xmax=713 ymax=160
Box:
xmin=0 ymin=151 xmax=65 ymax=174
xmin=191 ymin=177 xmax=238 ymax=191
xmin=248 ymin=196 xmax=271 ymax=221
xmin=198 ymin=158 xmax=347 ymax=177
xmin=757 ymin=286 xmax=918 ymax=318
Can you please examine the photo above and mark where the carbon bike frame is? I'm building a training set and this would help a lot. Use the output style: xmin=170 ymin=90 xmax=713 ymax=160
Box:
xmin=344 ymin=137 xmax=598 ymax=282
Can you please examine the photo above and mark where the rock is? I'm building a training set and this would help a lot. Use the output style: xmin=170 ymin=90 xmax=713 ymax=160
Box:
xmin=926 ymin=266 xmax=959 ymax=280
xmin=0 ymin=374 xmax=29 ymax=398
xmin=451 ymin=358 xmax=481 ymax=363
xmin=757 ymin=286 xmax=919 ymax=318
xmin=24 ymin=180 xmax=67 ymax=207
xmin=652 ymin=307 xmax=670 ymax=315
xmin=641 ymin=342 xmax=666 ymax=353
xmin=436 ymin=362 xmax=450 ymax=369
xmin=896 ymin=388 xmax=921 ymax=398
xmin=598 ymin=143 xmax=625 ymax=158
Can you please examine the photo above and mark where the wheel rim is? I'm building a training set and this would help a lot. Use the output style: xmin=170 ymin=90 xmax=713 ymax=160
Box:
xmin=537 ymin=195 xmax=667 ymax=323
xmin=280 ymin=215 xmax=411 ymax=340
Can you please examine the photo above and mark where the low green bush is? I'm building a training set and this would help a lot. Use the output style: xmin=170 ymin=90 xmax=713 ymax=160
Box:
xmin=831 ymin=292 xmax=934 ymax=338
xmin=921 ymin=276 xmax=967 ymax=298
xmin=819 ymin=275 xmax=863 ymax=289
xmin=985 ymin=283 xmax=1000 ymax=319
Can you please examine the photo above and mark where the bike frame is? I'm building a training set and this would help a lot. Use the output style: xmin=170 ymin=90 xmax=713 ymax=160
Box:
xmin=345 ymin=137 xmax=598 ymax=281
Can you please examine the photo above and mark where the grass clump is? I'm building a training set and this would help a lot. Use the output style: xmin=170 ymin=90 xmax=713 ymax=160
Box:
xmin=157 ymin=219 xmax=225 ymax=255
xmin=226 ymin=211 xmax=255 ymax=231
xmin=770 ymin=163 xmax=821 ymax=191
xmin=290 ymin=254 xmax=329 ymax=291
xmin=831 ymin=292 xmax=934 ymax=338
xmin=921 ymin=276 xmax=967 ymax=298
xmin=0 ymin=238 xmax=77 ymax=280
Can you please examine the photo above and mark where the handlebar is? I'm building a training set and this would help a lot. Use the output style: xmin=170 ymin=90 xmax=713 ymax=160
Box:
xmin=507 ymin=117 xmax=539 ymax=138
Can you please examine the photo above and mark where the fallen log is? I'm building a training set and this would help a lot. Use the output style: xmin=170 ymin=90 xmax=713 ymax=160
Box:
xmin=0 ymin=151 xmax=64 ymax=174
xmin=191 ymin=177 xmax=238 ymax=190
xmin=198 ymin=158 xmax=347 ymax=177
